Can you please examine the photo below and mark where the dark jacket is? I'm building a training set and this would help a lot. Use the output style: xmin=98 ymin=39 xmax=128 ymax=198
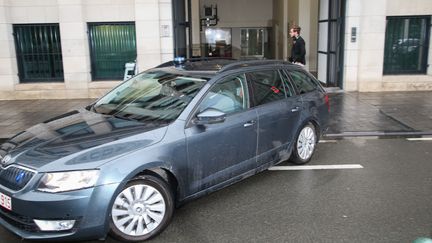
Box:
xmin=290 ymin=36 xmax=306 ymax=65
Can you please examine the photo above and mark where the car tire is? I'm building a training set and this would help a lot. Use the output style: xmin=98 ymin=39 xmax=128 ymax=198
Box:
xmin=289 ymin=123 xmax=317 ymax=165
xmin=109 ymin=174 xmax=174 ymax=242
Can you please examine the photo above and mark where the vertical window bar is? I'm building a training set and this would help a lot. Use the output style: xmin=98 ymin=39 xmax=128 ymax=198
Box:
xmin=35 ymin=25 xmax=41 ymax=79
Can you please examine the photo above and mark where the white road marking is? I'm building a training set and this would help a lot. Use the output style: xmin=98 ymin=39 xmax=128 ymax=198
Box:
xmin=268 ymin=164 xmax=364 ymax=171
xmin=319 ymin=140 xmax=338 ymax=143
xmin=406 ymin=137 xmax=432 ymax=141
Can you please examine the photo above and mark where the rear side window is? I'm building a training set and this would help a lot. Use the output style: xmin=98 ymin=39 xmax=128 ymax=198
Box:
xmin=288 ymin=70 xmax=319 ymax=94
xmin=247 ymin=70 xmax=287 ymax=106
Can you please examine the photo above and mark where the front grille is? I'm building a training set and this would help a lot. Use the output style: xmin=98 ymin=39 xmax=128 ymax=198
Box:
xmin=0 ymin=166 xmax=35 ymax=191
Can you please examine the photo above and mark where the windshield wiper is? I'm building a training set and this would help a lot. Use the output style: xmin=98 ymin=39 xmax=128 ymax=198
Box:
xmin=111 ymin=114 xmax=140 ymax=122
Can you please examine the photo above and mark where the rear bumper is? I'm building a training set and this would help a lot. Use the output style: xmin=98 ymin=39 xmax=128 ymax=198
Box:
xmin=0 ymin=183 xmax=120 ymax=241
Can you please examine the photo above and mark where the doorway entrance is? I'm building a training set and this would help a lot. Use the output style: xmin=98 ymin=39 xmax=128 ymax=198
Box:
xmin=317 ymin=0 xmax=346 ymax=88
xmin=172 ymin=0 xmax=345 ymax=88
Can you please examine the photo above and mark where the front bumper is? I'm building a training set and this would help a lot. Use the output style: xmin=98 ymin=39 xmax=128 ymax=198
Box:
xmin=0 ymin=182 xmax=120 ymax=241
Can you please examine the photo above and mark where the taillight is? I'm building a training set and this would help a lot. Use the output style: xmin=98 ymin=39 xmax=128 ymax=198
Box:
xmin=324 ymin=94 xmax=330 ymax=112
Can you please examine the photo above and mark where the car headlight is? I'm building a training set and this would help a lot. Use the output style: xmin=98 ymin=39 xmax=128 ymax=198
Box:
xmin=37 ymin=170 xmax=100 ymax=193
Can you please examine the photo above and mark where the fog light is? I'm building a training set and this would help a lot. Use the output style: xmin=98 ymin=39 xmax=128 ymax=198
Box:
xmin=33 ymin=219 xmax=75 ymax=231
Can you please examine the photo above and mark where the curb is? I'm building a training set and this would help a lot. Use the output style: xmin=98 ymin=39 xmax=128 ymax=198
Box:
xmin=324 ymin=87 xmax=344 ymax=94
xmin=324 ymin=131 xmax=432 ymax=139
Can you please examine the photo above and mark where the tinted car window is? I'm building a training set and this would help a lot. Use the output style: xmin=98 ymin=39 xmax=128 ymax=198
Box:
xmin=288 ymin=70 xmax=319 ymax=94
xmin=248 ymin=70 xmax=287 ymax=106
xmin=199 ymin=74 xmax=249 ymax=115
xmin=279 ymin=71 xmax=295 ymax=97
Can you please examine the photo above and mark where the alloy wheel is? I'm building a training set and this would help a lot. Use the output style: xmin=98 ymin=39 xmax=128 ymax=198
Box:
xmin=111 ymin=184 xmax=166 ymax=236
xmin=296 ymin=126 xmax=316 ymax=161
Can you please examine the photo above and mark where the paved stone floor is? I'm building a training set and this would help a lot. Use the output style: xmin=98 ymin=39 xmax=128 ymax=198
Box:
xmin=327 ymin=91 xmax=432 ymax=135
xmin=0 ymin=99 xmax=94 ymax=138
xmin=0 ymin=91 xmax=432 ymax=138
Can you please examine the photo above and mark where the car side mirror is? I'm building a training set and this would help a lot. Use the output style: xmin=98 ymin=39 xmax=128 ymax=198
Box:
xmin=194 ymin=108 xmax=226 ymax=125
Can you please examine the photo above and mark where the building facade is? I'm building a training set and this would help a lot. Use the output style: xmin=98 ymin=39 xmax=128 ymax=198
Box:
xmin=0 ymin=0 xmax=431 ymax=100
xmin=0 ymin=0 xmax=174 ymax=100
xmin=344 ymin=0 xmax=432 ymax=91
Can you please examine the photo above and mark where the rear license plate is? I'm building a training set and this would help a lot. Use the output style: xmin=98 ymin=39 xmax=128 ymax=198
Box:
xmin=0 ymin=192 xmax=12 ymax=211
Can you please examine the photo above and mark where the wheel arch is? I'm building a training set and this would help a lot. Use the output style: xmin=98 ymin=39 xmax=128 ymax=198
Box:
xmin=134 ymin=167 xmax=180 ymax=202
xmin=307 ymin=118 xmax=321 ymax=140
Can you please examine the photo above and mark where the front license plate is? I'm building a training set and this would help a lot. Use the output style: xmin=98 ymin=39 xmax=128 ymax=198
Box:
xmin=0 ymin=192 xmax=12 ymax=211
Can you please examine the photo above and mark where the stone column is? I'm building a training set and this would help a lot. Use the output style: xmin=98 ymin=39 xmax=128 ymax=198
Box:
xmin=135 ymin=0 xmax=173 ymax=71
xmin=428 ymin=27 xmax=432 ymax=76
xmin=299 ymin=0 xmax=319 ymax=72
xmin=191 ymin=0 xmax=201 ymax=57
xmin=159 ymin=0 xmax=174 ymax=63
xmin=357 ymin=0 xmax=387 ymax=91
xmin=273 ymin=0 xmax=289 ymax=60
xmin=0 ymin=0 xmax=18 ymax=100
xmin=343 ymin=0 xmax=361 ymax=91
xmin=58 ymin=0 xmax=91 ymax=98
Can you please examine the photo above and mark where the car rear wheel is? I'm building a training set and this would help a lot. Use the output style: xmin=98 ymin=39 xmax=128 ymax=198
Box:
xmin=290 ymin=123 xmax=317 ymax=164
xmin=109 ymin=174 xmax=174 ymax=242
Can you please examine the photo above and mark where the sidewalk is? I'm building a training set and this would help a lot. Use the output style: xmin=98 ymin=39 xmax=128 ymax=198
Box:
xmin=327 ymin=91 xmax=432 ymax=137
xmin=0 ymin=91 xmax=432 ymax=139
xmin=0 ymin=99 xmax=94 ymax=139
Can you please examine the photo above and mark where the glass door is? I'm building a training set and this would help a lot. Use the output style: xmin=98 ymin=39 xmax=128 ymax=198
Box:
xmin=318 ymin=0 xmax=345 ymax=87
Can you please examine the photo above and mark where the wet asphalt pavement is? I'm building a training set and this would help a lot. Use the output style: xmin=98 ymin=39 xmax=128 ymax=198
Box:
xmin=0 ymin=137 xmax=431 ymax=243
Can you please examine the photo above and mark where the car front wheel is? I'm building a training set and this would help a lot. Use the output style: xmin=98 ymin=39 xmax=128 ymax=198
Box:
xmin=290 ymin=123 xmax=317 ymax=164
xmin=109 ymin=174 xmax=174 ymax=242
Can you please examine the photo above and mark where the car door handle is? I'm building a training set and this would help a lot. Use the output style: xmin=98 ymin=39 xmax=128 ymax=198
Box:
xmin=243 ymin=120 xmax=256 ymax=128
xmin=291 ymin=106 xmax=301 ymax=112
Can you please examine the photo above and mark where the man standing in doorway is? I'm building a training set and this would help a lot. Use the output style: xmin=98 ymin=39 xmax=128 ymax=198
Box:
xmin=289 ymin=25 xmax=306 ymax=66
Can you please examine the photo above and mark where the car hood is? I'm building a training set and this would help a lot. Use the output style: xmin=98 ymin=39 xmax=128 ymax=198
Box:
xmin=0 ymin=108 xmax=168 ymax=172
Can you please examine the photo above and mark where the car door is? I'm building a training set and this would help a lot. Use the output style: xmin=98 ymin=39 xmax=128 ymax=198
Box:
xmin=247 ymin=69 xmax=302 ymax=167
xmin=184 ymin=73 xmax=258 ymax=194
xmin=285 ymin=69 xmax=328 ymax=128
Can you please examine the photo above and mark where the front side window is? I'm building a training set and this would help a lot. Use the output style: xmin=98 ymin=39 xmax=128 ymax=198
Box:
xmin=93 ymin=71 xmax=208 ymax=124
xmin=248 ymin=70 xmax=287 ymax=106
xmin=199 ymin=74 xmax=249 ymax=115
xmin=288 ymin=70 xmax=318 ymax=94
xmin=384 ymin=16 xmax=430 ymax=74
xmin=88 ymin=22 xmax=137 ymax=80
xmin=13 ymin=24 xmax=64 ymax=82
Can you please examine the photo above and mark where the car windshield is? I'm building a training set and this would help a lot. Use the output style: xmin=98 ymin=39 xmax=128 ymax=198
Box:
xmin=92 ymin=70 xmax=208 ymax=124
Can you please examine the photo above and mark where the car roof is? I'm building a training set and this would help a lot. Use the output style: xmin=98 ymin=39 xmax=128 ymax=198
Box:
xmin=154 ymin=58 xmax=298 ymax=74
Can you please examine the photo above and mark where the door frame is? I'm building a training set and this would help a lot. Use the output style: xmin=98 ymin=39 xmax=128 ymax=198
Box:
xmin=317 ymin=0 xmax=346 ymax=88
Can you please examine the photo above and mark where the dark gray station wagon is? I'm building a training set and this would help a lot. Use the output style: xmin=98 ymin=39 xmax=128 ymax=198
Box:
xmin=0 ymin=59 xmax=329 ymax=242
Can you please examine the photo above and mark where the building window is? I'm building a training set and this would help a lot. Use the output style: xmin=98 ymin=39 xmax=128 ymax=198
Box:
xmin=241 ymin=28 xmax=264 ymax=58
xmin=383 ymin=16 xmax=430 ymax=75
xmin=88 ymin=22 xmax=137 ymax=80
xmin=13 ymin=24 xmax=64 ymax=83
xmin=203 ymin=28 xmax=232 ymax=58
